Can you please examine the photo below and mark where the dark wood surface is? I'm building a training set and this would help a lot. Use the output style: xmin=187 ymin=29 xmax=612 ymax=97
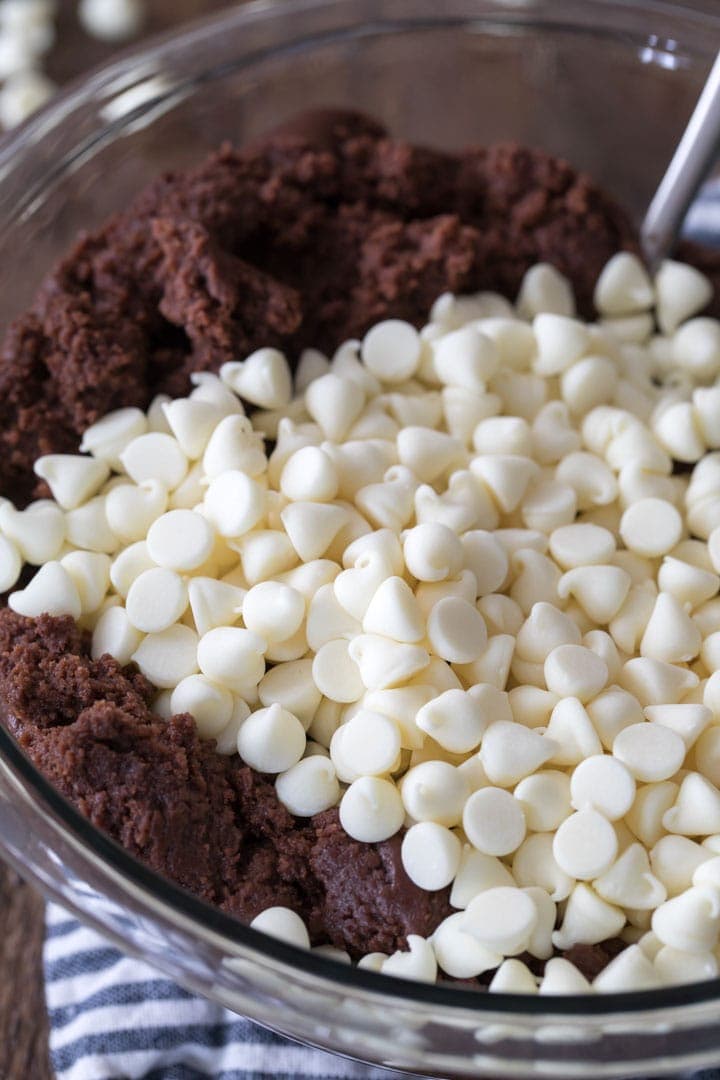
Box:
xmin=0 ymin=8 xmax=229 ymax=1079
xmin=0 ymin=865 xmax=51 ymax=1080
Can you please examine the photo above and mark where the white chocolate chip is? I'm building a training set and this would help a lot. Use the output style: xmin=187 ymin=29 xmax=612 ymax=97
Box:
xmin=281 ymin=501 xmax=350 ymax=562
xmin=652 ymin=885 xmax=720 ymax=954
xmin=593 ymin=945 xmax=660 ymax=992
xmin=662 ymin=773 xmax=720 ymax=837
xmin=488 ymin=959 xmax=538 ymax=994
xmin=132 ymin=624 xmax=199 ymax=688
xmin=275 ymin=755 xmax=340 ymax=816
xmin=432 ymin=912 xmax=502 ymax=978
xmin=126 ymin=567 xmax=188 ymax=633
xmin=120 ymin=433 xmax=188 ymax=489
xmin=555 ymin=452 xmax=617 ymax=510
xmin=553 ymin=809 xmax=618 ymax=880
xmin=80 ymin=407 xmax=148 ymax=468
xmin=620 ymin=498 xmax=683 ymax=559
xmin=339 ymin=776 xmax=405 ymax=842
xmin=513 ymin=770 xmax=571 ymax=832
xmin=613 ymin=722 xmax=686 ymax=783
xmin=512 ymin=833 xmax=572 ymax=901
xmin=620 ymin=655 xmax=698 ymax=707
xmin=471 ymin=454 xmax=539 ymax=513
xmin=348 ymin=634 xmax=429 ymax=691
xmin=171 ymin=674 xmax=234 ymax=739
xmin=426 ymin=596 xmax=487 ymax=663
xmin=652 ymin=835 xmax=712 ymax=898
xmin=398 ymin=426 xmax=464 ymax=484
xmin=655 ymin=259 xmax=712 ymax=335
xmin=280 ymin=446 xmax=339 ymax=504
xmin=60 ymin=550 xmax=110 ymax=615
xmin=544 ymin=644 xmax=608 ymax=702
xmin=557 ymin=565 xmax=630 ymax=624
xmin=473 ymin=415 xmax=531 ymax=457
xmin=34 ymin=454 xmax=110 ymax=511
xmin=0 ymin=501 xmax=65 ymax=565
xmin=305 ymin=373 xmax=365 ymax=441
xmin=65 ymin=497 xmax=118 ymax=555
xmin=91 ymin=604 xmax=143 ymax=665
xmin=552 ymin=884 xmax=625 ymax=949
xmin=382 ymin=935 xmax=437 ymax=983
xmin=236 ymin=703 xmax=305 ymax=773
xmin=653 ymin=401 xmax=705 ymax=464
xmin=161 ymin=398 xmax=223 ymax=460
xmin=532 ymin=314 xmax=590 ymax=376
xmin=416 ymin=687 xmax=491 ymax=754
xmin=221 ymin=348 xmax=292 ymax=409
xmin=401 ymin=821 xmax=462 ymax=891
xmin=0 ymin=535 xmax=22 ymax=593
xmin=644 ymin=703 xmax=711 ymax=749
xmin=197 ymin=626 xmax=265 ymax=693
xmin=672 ymin=318 xmax=720 ymax=381
xmin=202 ymin=415 xmax=266 ymax=479
xmin=242 ymin=581 xmax=305 ymax=644
xmin=595 ymin=843 xmax=666 ymax=910
xmin=464 ymin=886 xmax=538 ymax=955
xmin=401 ymin=761 xmax=469 ymax=827
xmin=432 ymin=327 xmax=499 ymax=392
xmin=9 ymin=561 xmax=81 ymax=619
xmin=570 ymin=755 xmax=636 ymax=821
xmin=539 ymin=957 xmax=592 ymax=995
xmin=462 ymin=787 xmax=526 ymax=856
xmin=312 ymin=639 xmax=364 ymax=702
xmin=516 ymin=264 xmax=575 ymax=319
xmin=480 ymin=721 xmax=556 ymax=788
xmin=187 ymin=577 xmax=245 ymax=637
xmin=362 ymin=576 xmax=425 ymax=643
xmin=362 ymin=320 xmax=422 ymax=384
xmin=653 ymin=945 xmax=718 ymax=986
xmin=330 ymin=709 xmax=400 ymax=780
xmin=105 ymin=480 xmax=167 ymax=544
xmin=204 ymin=470 xmax=266 ymax=539
xmin=594 ymin=253 xmax=654 ymax=316
xmin=146 ymin=509 xmax=215 ymax=572
xmin=250 ymin=906 xmax=310 ymax=948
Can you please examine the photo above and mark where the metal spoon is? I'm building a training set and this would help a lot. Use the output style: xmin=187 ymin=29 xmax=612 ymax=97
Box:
xmin=641 ymin=49 xmax=720 ymax=269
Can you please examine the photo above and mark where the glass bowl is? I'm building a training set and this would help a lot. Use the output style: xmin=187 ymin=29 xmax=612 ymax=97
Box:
xmin=2 ymin=2 xmax=720 ymax=1076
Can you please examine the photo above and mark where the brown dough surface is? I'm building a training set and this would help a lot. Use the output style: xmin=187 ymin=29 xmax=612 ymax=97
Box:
xmin=1 ymin=109 xmax=712 ymax=980
xmin=0 ymin=611 xmax=452 ymax=957
xmin=0 ymin=108 xmax=640 ymax=506
xmin=0 ymin=608 xmax=623 ymax=977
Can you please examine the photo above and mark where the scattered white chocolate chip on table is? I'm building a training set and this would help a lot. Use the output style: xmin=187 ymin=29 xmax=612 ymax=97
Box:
xmin=0 ymin=0 xmax=148 ymax=131
xmin=11 ymin=250 xmax=720 ymax=990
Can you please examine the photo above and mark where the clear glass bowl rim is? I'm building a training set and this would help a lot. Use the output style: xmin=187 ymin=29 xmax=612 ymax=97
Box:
xmin=0 ymin=0 xmax=719 ymax=1023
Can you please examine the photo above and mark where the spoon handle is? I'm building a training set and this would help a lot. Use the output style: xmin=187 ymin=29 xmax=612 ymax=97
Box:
xmin=641 ymin=49 xmax=720 ymax=269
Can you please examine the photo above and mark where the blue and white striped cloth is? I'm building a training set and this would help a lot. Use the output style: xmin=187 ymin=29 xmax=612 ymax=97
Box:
xmin=45 ymin=903 xmax=421 ymax=1080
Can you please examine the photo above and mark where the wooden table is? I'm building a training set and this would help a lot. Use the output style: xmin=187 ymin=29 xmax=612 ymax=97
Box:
xmin=0 ymin=866 xmax=50 ymax=1078
xmin=0 ymin=6 xmax=229 ymax=1076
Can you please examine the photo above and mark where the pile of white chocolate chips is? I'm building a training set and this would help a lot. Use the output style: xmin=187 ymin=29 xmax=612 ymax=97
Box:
xmin=8 ymin=252 xmax=720 ymax=993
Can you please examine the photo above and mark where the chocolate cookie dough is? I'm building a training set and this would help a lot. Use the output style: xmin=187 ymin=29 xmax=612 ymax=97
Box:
xmin=0 ymin=108 xmax=639 ymax=506
xmin=0 ymin=109 xmax=711 ymax=979
xmin=0 ymin=610 xmax=450 ymax=957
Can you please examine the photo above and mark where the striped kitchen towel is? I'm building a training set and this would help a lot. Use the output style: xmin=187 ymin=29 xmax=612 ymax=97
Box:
xmin=45 ymin=903 xmax=426 ymax=1080
xmin=44 ymin=904 xmax=720 ymax=1080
